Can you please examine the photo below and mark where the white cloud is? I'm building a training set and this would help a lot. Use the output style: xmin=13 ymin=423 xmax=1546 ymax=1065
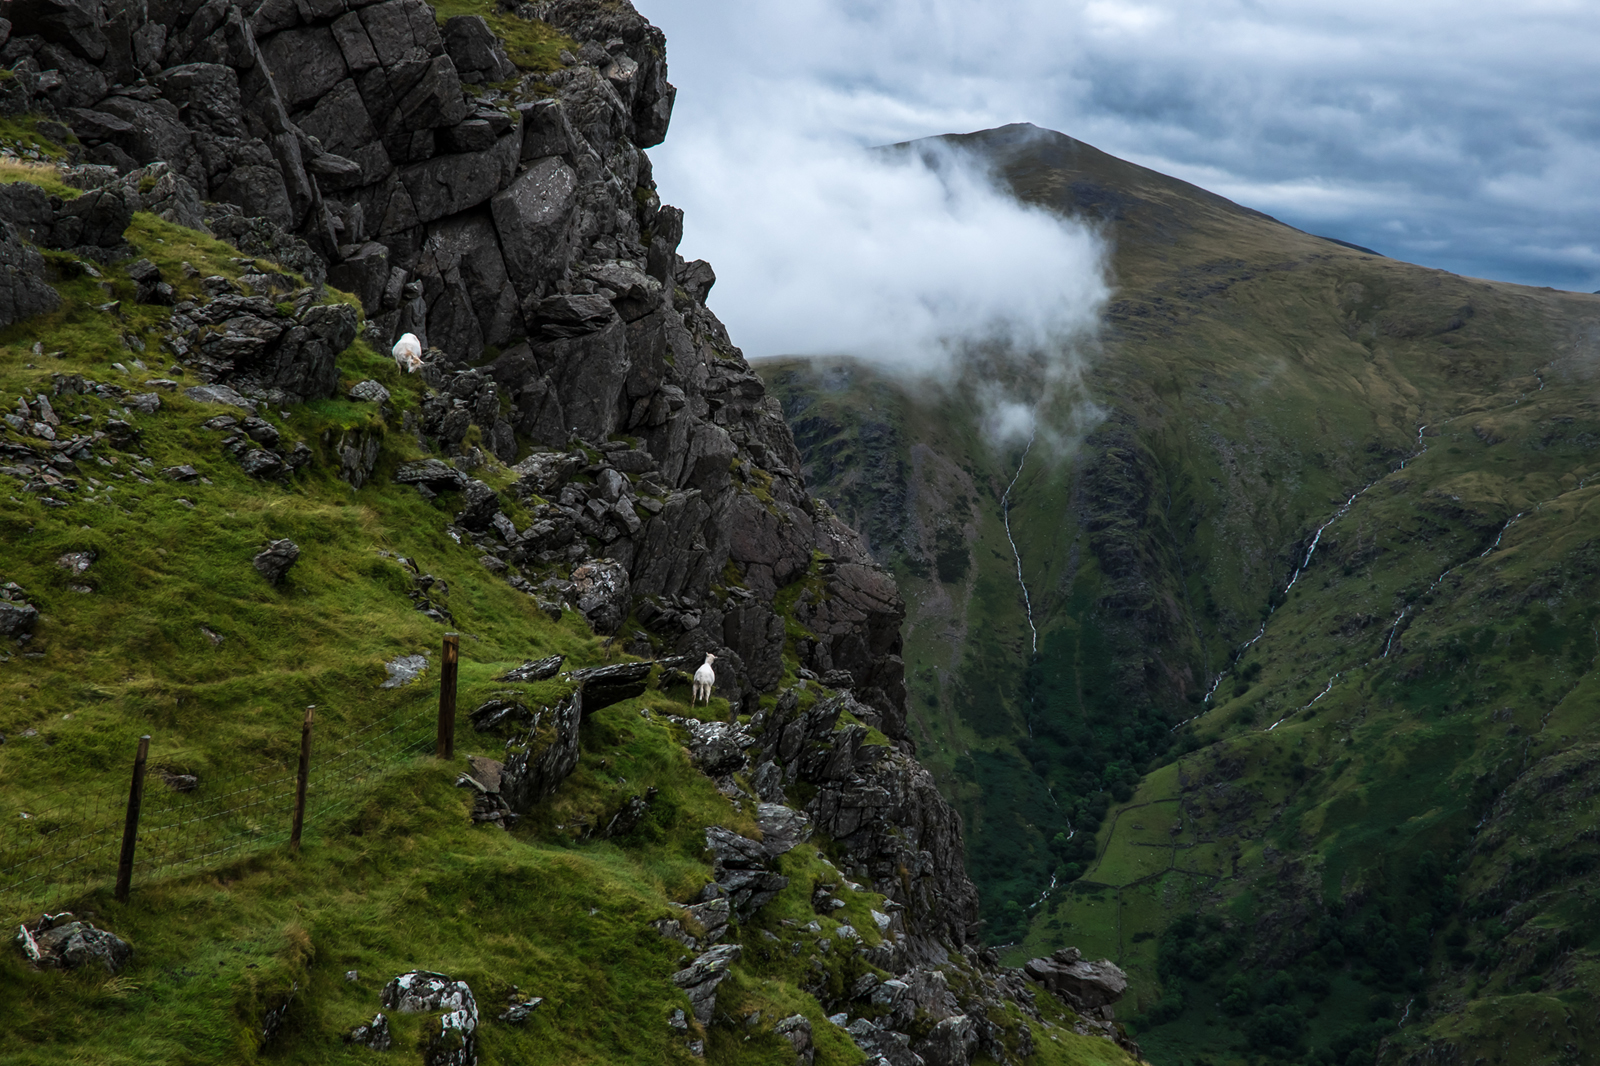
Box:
xmin=639 ymin=0 xmax=1600 ymax=291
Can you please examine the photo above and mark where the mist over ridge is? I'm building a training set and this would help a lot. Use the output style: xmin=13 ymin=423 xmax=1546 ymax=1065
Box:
xmin=669 ymin=123 xmax=1112 ymax=447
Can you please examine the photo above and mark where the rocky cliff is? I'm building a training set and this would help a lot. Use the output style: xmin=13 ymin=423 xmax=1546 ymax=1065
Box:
xmin=8 ymin=0 xmax=910 ymax=717
xmin=0 ymin=1 xmax=1149 ymax=1062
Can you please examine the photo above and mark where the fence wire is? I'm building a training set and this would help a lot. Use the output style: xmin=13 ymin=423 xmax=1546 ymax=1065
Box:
xmin=1 ymin=701 xmax=438 ymax=919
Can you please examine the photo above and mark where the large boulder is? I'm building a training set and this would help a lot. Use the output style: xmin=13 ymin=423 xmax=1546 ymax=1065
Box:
xmin=1023 ymin=947 xmax=1128 ymax=1012
xmin=253 ymin=539 xmax=301 ymax=585
xmin=441 ymin=15 xmax=515 ymax=83
xmin=0 ymin=599 xmax=40 ymax=639
xmin=49 ymin=184 xmax=133 ymax=249
xmin=490 ymin=156 xmax=578 ymax=298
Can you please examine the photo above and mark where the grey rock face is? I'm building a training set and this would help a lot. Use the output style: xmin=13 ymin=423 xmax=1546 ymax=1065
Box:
xmin=568 ymin=558 xmax=629 ymax=635
xmin=8 ymin=0 xmax=109 ymax=62
xmin=491 ymin=156 xmax=579 ymax=298
xmin=0 ymin=221 xmax=61 ymax=326
xmin=253 ymin=538 xmax=301 ymax=584
xmin=671 ymin=942 xmax=741 ymax=1025
xmin=441 ymin=16 xmax=514 ymax=83
xmin=498 ymin=692 xmax=582 ymax=813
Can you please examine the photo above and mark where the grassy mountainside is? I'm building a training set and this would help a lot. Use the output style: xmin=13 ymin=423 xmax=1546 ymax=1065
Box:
xmin=762 ymin=123 xmax=1600 ymax=1065
xmin=0 ymin=159 xmax=1134 ymax=1066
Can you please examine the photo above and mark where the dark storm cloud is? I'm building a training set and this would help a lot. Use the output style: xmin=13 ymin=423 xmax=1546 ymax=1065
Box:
xmin=640 ymin=0 xmax=1600 ymax=292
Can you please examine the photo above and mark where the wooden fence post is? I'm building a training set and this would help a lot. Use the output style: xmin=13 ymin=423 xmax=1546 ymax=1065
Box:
xmin=437 ymin=633 xmax=459 ymax=759
xmin=291 ymin=706 xmax=314 ymax=852
xmin=114 ymin=735 xmax=149 ymax=904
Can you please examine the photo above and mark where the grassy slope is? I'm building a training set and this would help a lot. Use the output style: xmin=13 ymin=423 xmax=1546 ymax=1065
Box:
xmin=0 ymin=158 xmax=1131 ymax=1065
xmin=762 ymin=125 xmax=1600 ymax=1065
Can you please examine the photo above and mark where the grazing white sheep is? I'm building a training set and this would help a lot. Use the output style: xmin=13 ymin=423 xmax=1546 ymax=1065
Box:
xmin=392 ymin=332 xmax=424 ymax=373
xmin=692 ymin=652 xmax=717 ymax=706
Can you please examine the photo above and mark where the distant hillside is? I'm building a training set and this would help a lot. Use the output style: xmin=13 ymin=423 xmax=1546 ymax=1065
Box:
xmin=764 ymin=122 xmax=1600 ymax=1065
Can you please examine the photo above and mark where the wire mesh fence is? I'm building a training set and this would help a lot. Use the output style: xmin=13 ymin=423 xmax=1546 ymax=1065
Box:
xmin=0 ymin=698 xmax=439 ymax=921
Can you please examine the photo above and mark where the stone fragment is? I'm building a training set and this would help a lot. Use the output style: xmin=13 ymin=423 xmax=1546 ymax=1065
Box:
xmin=346 ymin=1013 xmax=392 ymax=1051
xmin=495 ymin=655 xmax=563 ymax=683
xmin=395 ymin=458 xmax=468 ymax=493
xmin=252 ymin=538 xmax=300 ymax=585
xmin=163 ymin=464 xmax=199 ymax=481
xmin=775 ymin=1014 xmax=814 ymax=1064
xmin=184 ymin=384 xmax=256 ymax=411
xmin=468 ymin=697 xmax=530 ymax=733
xmin=913 ymin=1014 xmax=979 ymax=1066
xmin=498 ymin=997 xmax=543 ymax=1024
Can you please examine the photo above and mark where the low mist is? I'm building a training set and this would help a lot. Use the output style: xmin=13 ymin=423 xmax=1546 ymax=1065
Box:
xmin=664 ymin=125 xmax=1111 ymax=447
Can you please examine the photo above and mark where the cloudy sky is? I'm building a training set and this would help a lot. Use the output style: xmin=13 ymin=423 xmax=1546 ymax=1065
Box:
xmin=636 ymin=0 xmax=1600 ymax=362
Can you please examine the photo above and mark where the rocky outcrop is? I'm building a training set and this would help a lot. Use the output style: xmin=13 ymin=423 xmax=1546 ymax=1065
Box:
xmin=750 ymin=689 xmax=980 ymax=954
xmin=380 ymin=971 xmax=478 ymax=1066
xmin=252 ymin=538 xmax=300 ymax=584
xmin=15 ymin=912 xmax=133 ymax=973
xmin=1024 ymin=947 xmax=1128 ymax=1013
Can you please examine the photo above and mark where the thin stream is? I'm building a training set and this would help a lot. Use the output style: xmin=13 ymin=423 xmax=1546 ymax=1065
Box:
xmin=1178 ymin=425 xmax=1430 ymax=732
xmin=1002 ymin=433 xmax=1039 ymax=656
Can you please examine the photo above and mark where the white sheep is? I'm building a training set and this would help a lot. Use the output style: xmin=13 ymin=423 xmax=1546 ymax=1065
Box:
xmin=392 ymin=332 xmax=424 ymax=373
xmin=692 ymin=652 xmax=717 ymax=706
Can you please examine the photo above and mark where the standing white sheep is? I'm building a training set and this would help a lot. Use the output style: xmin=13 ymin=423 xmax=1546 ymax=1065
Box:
xmin=692 ymin=653 xmax=717 ymax=706
xmin=392 ymin=332 xmax=424 ymax=373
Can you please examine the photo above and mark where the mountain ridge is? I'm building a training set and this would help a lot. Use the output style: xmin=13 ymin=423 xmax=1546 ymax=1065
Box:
xmin=766 ymin=120 xmax=1600 ymax=1065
